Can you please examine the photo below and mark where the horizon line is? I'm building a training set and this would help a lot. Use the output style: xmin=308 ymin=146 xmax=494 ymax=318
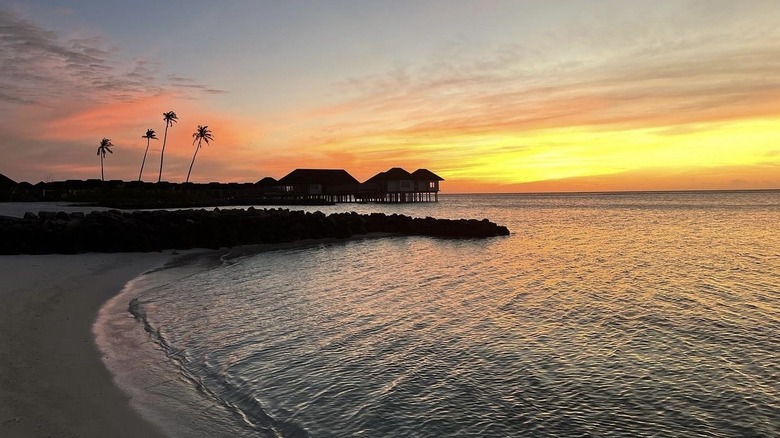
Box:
xmin=444 ymin=188 xmax=780 ymax=196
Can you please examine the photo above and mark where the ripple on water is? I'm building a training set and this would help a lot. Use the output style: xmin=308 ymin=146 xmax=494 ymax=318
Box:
xmin=125 ymin=193 xmax=780 ymax=437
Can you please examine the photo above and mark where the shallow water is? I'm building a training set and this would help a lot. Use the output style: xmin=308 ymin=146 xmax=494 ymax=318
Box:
xmin=97 ymin=192 xmax=780 ymax=437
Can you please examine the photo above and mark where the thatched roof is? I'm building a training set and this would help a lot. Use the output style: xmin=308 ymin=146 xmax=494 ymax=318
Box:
xmin=0 ymin=173 xmax=17 ymax=189
xmin=278 ymin=169 xmax=359 ymax=185
xmin=366 ymin=167 xmax=413 ymax=182
xmin=411 ymin=169 xmax=444 ymax=181
xmin=364 ymin=171 xmax=386 ymax=183
xmin=256 ymin=176 xmax=278 ymax=186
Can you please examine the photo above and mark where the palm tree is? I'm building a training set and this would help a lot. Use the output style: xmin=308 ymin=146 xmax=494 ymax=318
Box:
xmin=157 ymin=111 xmax=178 ymax=182
xmin=138 ymin=128 xmax=158 ymax=182
xmin=96 ymin=138 xmax=114 ymax=181
xmin=186 ymin=125 xmax=214 ymax=183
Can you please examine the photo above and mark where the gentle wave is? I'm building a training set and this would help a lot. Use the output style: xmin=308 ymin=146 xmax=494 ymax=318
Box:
xmin=111 ymin=192 xmax=780 ymax=437
xmin=129 ymin=296 xmax=310 ymax=437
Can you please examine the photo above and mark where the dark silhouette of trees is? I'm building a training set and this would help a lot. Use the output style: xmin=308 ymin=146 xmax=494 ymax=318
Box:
xmin=138 ymin=128 xmax=158 ymax=182
xmin=157 ymin=111 xmax=178 ymax=183
xmin=186 ymin=125 xmax=214 ymax=183
xmin=96 ymin=138 xmax=114 ymax=182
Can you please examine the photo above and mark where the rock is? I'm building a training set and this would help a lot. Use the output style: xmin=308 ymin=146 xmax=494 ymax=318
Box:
xmin=0 ymin=208 xmax=510 ymax=254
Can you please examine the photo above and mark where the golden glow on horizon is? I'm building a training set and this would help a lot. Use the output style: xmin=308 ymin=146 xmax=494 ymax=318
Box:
xmin=3 ymin=2 xmax=780 ymax=192
xmin=392 ymin=118 xmax=780 ymax=187
xmin=240 ymin=112 xmax=780 ymax=192
xmin=11 ymin=96 xmax=779 ymax=190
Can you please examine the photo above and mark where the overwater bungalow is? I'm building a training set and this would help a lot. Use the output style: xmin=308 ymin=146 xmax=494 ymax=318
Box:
xmin=255 ymin=177 xmax=279 ymax=193
xmin=276 ymin=169 xmax=362 ymax=203
xmin=361 ymin=167 xmax=444 ymax=203
xmin=0 ymin=173 xmax=16 ymax=200
xmin=3 ymin=166 xmax=444 ymax=204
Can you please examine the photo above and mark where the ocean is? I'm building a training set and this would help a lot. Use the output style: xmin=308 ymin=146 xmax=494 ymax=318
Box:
xmin=95 ymin=192 xmax=780 ymax=437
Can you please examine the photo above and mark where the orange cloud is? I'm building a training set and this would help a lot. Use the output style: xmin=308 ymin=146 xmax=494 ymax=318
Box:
xmin=4 ymin=6 xmax=780 ymax=192
xmin=225 ymin=34 xmax=780 ymax=191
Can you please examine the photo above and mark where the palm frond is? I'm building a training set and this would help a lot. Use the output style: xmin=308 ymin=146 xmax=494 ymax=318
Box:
xmin=97 ymin=137 xmax=114 ymax=157
xmin=192 ymin=125 xmax=214 ymax=146
xmin=143 ymin=128 xmax=158 ymax=139
xmin=163 ymin=111 xmax=178 ymax=127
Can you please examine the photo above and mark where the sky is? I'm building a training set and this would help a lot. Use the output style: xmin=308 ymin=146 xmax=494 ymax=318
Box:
xmin=1 ymin=0 xmax=779 ymax=192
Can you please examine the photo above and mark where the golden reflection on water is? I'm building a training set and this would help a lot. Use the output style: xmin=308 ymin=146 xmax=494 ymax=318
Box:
xmin=125 ymin=192 xmax=780 ymax=437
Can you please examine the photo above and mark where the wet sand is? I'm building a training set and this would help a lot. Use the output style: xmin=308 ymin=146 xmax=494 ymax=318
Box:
xmin=0 ymin=202 xmax=400 ymax=436
xmin=0 ymin=252 xmax=173 ymax=437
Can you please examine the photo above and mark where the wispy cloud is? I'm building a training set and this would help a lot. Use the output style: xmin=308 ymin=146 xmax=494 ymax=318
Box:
xmin=266 ymin=6 xmax=780 ymax=186
xmin=167 ymin=75 xmax=227 ymax=95
xmin=0 ymin=10 xmax=222 ymax=107
xmin=2 ymin=2 xmax=779 ymax=190
xmin=324 ymin=40 xmax=780 ymax=141
xmin=0 ymin=9 xmax=233 ymax=182
xmin=0 ymin=10 xmax=152 ymax=104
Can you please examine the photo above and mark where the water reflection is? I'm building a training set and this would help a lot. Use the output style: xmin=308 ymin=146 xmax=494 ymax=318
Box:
xmin=126 ymin=192 xmax=780 ymax=436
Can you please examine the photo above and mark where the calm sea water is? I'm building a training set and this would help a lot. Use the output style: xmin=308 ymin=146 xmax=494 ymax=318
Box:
xmin=96 ymin=192 xmax=780 ymax=437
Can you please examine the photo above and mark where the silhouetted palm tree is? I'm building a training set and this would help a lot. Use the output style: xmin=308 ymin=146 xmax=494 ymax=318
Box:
xmin=186 ymin=125 xmax=214 ymax=183
xmin=96 ymin=138 xmax=114 ymax=182
xmin=157 ymin=111 xmax=178 ymax=182
xmin=138 ymin=128 xmax=158 ymax=182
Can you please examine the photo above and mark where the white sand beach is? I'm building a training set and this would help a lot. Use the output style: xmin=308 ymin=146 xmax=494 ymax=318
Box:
xmin=0 ymin=252 xmax=173 ymax=437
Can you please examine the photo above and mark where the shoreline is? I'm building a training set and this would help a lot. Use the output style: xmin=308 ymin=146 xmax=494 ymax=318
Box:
xmin=0 ymin=252 xmax=175 ymax=437
xmin=0 ymin=235 xmax=402 ymax=437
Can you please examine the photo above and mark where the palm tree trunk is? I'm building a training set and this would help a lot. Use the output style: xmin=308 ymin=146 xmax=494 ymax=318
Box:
xmin=100 ymin=154 xmax=104 ymax=181
xmin=139 ymin=138 xmax=150 ymax=182
xmin=186 ymin=139 xmax=202 ymax=183
xmin=158 ymin=124 xmax=169 ymax=183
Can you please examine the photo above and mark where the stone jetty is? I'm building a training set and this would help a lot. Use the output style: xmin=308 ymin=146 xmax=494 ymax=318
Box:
xmin=0 ymin=208 xmax=510 ymax=254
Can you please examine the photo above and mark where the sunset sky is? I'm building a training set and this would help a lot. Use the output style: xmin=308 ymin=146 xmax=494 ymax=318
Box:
xmin=1 ymin=1 xmax=779 ymax=192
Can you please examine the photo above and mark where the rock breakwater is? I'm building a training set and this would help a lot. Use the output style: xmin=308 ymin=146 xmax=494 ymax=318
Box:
xmin=0 ymin=208 xmax=510 ymax=254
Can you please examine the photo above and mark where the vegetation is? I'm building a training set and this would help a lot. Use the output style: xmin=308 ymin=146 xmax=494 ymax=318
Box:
xmin=157 ymin=111 xmax=178 ymax=183
xmin=85 ymin=111 xmax=216 ymax=184
xmin=96 ymin=138 xmax=114 ymax=181
xmin=186 ymin=125 xmax=214 ymax=183
xmin=138 ymin=128 xmax=157 ymax=182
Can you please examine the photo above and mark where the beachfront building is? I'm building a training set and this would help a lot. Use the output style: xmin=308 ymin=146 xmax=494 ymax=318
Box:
xmin=0 ymin=173 xmax=15 ymax=189
xmin=255 ymin=176 xmax=279 ymax=192
xmin=0 ymin=173 xmax=16 ymax=200
xmin=411 ymin=169 xmax=444 ymax=201
xmin=4 ymin=167 xmax=443 ymax=204
xmin=276 ymin=168 xmax=362 ymax=203
xmin=361 ymin=167 xmax=444 ymax=203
